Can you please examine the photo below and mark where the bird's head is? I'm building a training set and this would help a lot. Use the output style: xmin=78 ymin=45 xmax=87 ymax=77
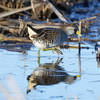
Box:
xmin=62 ymin=25 xmax=77 ymax=36
xmin=27 ymin=75 xmax=37 ymax=94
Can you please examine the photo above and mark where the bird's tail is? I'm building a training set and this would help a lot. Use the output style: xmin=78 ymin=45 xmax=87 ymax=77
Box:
xmin=27 ymin=24 xmax=38 ymax=38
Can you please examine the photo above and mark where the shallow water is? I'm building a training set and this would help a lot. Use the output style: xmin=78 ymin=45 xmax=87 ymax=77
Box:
xmin=0 ymin=43 xmax=100 ymax=100
xmin=0 ymin=3 xmax=100 ymax=100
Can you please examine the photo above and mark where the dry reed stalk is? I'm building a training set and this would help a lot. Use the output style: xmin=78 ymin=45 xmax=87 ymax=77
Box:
xmin=0 ymin=16 xmax=96 ymax=29
xmin=59 ymin=44 xmax=89 ymax=49
xmin=0 ymin=4 xmax=13 ymax=10
xmin=0 ymin=6 xmax=31 ymax=18
xmin=27 ymin=16 xmax=96 ymax=29
xmin=0 ymin=34 xmax=31 ymax=43
xmin=75 ymin=16 xmax=96 ymax=24
xmin=31 ymin=0 xmax=39 ymax=19
xmin=0 ymin=2 xmax=42 ymax=19
xmin=45 ymin=0 xmax=71 ymax=23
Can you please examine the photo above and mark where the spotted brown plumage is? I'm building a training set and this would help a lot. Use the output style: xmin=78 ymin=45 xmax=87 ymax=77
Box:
xmin=27 ymin=24 xmax=76 ymax=50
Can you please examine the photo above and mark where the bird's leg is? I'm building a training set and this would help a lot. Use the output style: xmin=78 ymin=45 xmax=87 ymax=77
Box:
xmin=54 ymin=58 xmax=63 ymax=66
xmin=53 ymin=47 xmax=63 ymax=55
xmin=38 ymin=49 xmax=40 ymax=57
xmin=38 ymin=50 xmax=40 ymax=64
xmin=43 ymin=47 xmax=63 ymax=55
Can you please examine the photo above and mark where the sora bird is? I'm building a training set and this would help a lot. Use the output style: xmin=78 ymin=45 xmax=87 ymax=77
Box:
xmin=27 ymin=24 xmax=76 ymax=55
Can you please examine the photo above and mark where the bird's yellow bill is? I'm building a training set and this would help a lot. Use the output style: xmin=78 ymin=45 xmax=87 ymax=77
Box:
xmin=76 ymin=75 xmax=80 ymax=78
xmin=76 ymin=31 xmax=81 ymax=37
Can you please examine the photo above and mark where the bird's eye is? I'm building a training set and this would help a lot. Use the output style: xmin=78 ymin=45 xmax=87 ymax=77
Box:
xmin=74 ymin=28 xmax=77 ymax=34
xmin=27 ymin=75 xmax=31 ymax=80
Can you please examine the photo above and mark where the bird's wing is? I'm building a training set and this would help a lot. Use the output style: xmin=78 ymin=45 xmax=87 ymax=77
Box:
xmin=31 ymin=28 xmax=58 ymax=41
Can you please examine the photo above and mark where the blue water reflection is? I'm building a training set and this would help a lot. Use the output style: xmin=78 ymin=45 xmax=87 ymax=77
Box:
xmin=0 ymin=45 xmax=100 ymax=100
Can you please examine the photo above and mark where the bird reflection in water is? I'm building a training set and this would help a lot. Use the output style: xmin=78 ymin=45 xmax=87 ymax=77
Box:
xmin=27 ymin=58 xmax=79 ymax=93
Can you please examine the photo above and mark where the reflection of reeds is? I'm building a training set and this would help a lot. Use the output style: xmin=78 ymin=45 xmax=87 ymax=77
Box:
xmin=78 ymin=21 xmax=82 ymax=77
xmin=74 ymin=96 xmax=78 ymax=100
xmin=0 ymin=76 xmax=25 ymax=100
xmin=96 ymin=47 xmax=100 ymax=68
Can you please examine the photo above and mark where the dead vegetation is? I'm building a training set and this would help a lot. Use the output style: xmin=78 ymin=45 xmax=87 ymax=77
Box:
xmin=0 ymin=0 xmax=99 ymax=48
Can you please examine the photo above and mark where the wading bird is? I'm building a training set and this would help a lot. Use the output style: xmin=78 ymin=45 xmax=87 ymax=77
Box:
xmin=27 ymin=24 xmax=76 ymax=56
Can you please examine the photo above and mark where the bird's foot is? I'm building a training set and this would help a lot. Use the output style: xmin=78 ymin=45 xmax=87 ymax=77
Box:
xmin=43 ymin=47 xmax=63 ymax=55
xmin=53 ymin=48 xmax=63 ymax=55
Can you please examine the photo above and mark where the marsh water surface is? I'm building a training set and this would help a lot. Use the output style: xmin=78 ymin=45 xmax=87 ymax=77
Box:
xmin=0 ymin=42 xmax=100 ymax=100
xmin=0 ymin=4 xmax=100 ymax=100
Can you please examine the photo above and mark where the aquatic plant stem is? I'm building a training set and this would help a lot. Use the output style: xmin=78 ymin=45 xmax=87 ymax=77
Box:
xmin=38 ymin=50 xmax=40 ymax=65
xmin=78 ymin=21 xmax=82 ymax=55
xmin=78 ymin=21 xmax=82 ymax=78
